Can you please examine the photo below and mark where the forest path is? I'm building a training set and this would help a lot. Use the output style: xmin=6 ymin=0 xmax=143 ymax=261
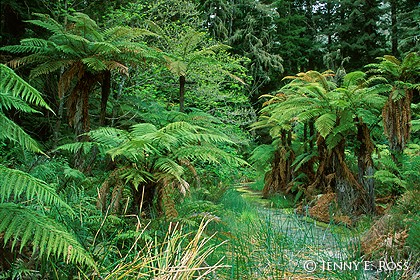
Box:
xmin=234 ymin=184 xmax=366 ymax=279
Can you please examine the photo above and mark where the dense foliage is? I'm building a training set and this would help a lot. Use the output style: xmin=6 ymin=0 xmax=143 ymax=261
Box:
xmin=0 ymin=0 xmax=419 ymax=279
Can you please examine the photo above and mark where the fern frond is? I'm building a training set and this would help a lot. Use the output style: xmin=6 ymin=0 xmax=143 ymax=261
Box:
xmin=29 ymin=60 xmax=74 ymax=79
xmin=0 ymin=113 xmax=43 ymax=154
xmin=154 ymin=158 xmax=184 ymax=181
xmin=119 ymin=167 xmax=153 ymax=189
xmin=104 ymin=26 xmax=156 ymax=42
xmin=81 ymin=57 xmax=107 ymax=72
xmin=292 ymin=151 xmax=318 ymax=172
xmin=0 ymin=93 xmax=39 ymax=113
xmin=0 ymin=165 xmax=73 ymax=214
xmin=0 ymin=203 xmax=95 ymax=268
xmin=88 ymin=127 xmax=129 ymax=147
xmin=249 ymin=144 xmax=275 ymax=167
xmin=178 ymin=132 xmax=234 ymax=146
xmin=315 ymin=113 xmax=336 ymax=138
xmin=130 ymin=123 xmax=158 ymax=136
xmin=0 ymin=64 xmax=52 ymax=110
xmin=55 ymin=141 xmax=108 ymax=155
xmin=342 ymin=71 xmax=366 ymax=88
xmin=175 ymin=145 xmax=248 ymax=166
xmin=160 ymin=121 xmax=199 ymax=134
xmin=26 ymin=14 xmax=64 ymax=34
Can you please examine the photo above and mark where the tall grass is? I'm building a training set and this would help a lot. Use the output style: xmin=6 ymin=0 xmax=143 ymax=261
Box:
xmin=102 ymin=218 xmax=228 ymax=279
xmin=211 ymin=189 xmax=382 ymax=279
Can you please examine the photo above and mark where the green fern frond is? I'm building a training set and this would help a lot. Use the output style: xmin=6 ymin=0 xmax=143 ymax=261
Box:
xmin=119 ymin=167 xmax=153 ymax=189
xmin=374 ymin=170 xmax=406 ymax=188
xmin=55 ymin=141 xmax=109 ymax=156
xmin=292 ymin=151 xmax=318 ymax=172
xmin=160 ymin=121 xmax=199 ymax=134
xmin=81 ymin=57 xmax=107 ymax=72
xmin=154 ymin=158 xmax=184 ymax=181
xmin=25 ymin=15 xmax=64 ymax=35
xmin=0 ymin=113 xmax=43 ymax=154
xmin=315 ymin=113 xmax=336 ymax=138
xmin=342 ymin=71 xmax=366 ymax=88
xmin=412 ymin=119 xmax=420 ymax=133
xmin=178 ymin=132 xmax=234 ymax=146
xmin=88 ymin=127 xmax=129 ymax=147
xmin=175 ymin=145 xmax=248 ymax=166
xmin=104 ymin=26 xmax=156 ymax=42
xmin=0 ymin=203 xmax=95 ymax=268
xmin=249 ymin=144 xmax=275 ymax=168
xmin=0 ymin=64 xmax=51 ymax=111
xmin=130 ymin=123 xmax=158 ymax=136
xmin=0 ymin=165 xmax=73 ymax=214
xmin=29 ymin=60 xmax=74 ymax=79
xmin=0 ymin=93 xmax=39 ymax=113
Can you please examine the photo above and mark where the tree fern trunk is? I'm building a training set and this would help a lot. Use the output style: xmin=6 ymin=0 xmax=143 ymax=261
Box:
xmin=357 ymin=122 xmax=376 ymax=214
xmin=262 ymin=130 xmax=294 ymax=197
xmin=333 ymin=139 xmax=367 ymax=216
xmin=382 ymin=88 xmax=412 ymax=164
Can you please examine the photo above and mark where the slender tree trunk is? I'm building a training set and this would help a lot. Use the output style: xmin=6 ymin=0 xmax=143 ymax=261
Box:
xmin=179 ymin=75 xmax=186 ymax=112
xmin=100 ymin=70 xmax=111 ymax=126
xmin=111 ymin=76 xmax=126 ymax=127
xmin=53 ymin=95 xmax=65 ymax=148
xmin=67 ymin=72 xmax=95 ymax=168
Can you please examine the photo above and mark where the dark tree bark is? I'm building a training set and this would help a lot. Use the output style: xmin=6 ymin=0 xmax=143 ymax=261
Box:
xmin=100 ymin=70 xmax=111 ymax=126
xmin=179 ymin=75 xmax=186 ymax=112
xmin=356 ymin=122 xmax=376 ymax=214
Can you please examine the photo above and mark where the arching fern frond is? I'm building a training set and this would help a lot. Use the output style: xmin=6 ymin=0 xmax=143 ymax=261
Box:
xmin=0 ymin=113 xmax=43 ymax=154
xmin=25 ymin=14 xmax=64 ymax=35
xmin=0 ymin=203 xmax=96 ymax=269
xmin=0 ymin=165 xmax=73 ymax=214
xmin=0 ymin=64 xmax=52 ymax=111
xmin=0 ymin=93 xmax=39 ymax=113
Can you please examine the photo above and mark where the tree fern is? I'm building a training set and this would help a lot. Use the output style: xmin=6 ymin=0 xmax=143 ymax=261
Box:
xmin=0 ymin=203 xmax=96 ymax=268
xmin=75 ymin=115 xmax=247 ymax=217
xmin=1 ymin=12 xmax=158 ymax=142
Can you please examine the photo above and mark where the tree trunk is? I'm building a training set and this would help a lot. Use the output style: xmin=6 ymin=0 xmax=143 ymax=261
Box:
xmin=99 ymin=70 xmax=111 ymax=126
xmin=382 ymin=87 xmax=412 ymax=164
xmin=67 ymin=72 xmax=96 ymax=168
xmin=262 ymin=130 xmax=295 ymax=197
xmin=356 ymin=122 xmax=376 ymax=214
xmin=390 ymin=0 xmax=398 ymax=56
xmin=306 ymin=135 xmax=334 ymax=195
xmin=179 ymin=75 xmax=186 ymax=112
xmin=332 ymin=139 xmax=367 ymax=216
